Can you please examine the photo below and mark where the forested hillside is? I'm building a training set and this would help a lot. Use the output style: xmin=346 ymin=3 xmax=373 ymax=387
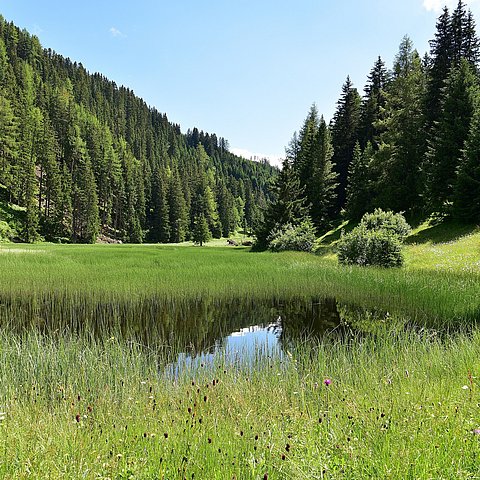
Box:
xmin=0 ymin=15 xmax=276 ymax=243
xmin=258 ymin=1 xmax=480 ymax=248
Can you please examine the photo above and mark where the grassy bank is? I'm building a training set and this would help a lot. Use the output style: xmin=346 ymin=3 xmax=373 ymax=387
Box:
xmin=0 ymin=224 xmax=479 ymax=325
xmin=0 ymin=327 xmax=479 ymax=479
xmin=0 ymin=224 xmax=479 ymax=478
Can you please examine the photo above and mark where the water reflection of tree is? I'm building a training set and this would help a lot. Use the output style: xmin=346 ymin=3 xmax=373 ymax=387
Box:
xmin=275 ymin=297 xmax=342 ymax=349
xmin=2 ymin=293 xmax=388 ymax=362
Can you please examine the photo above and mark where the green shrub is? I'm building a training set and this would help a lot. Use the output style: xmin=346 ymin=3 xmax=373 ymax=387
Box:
xmin=268 ymin=219 xmax=317 ymax=252
xmin=337 ymin=226 xmax=404 ymax=267
xmin=0 ymin=221 xmax=14 ymax=242
xmin=360 ymin=208 xmax=411 ymax=239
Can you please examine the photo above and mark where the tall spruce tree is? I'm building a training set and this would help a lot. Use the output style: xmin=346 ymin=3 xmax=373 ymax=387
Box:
xmin=374 ymin=36 xmax=426 ymax=214
xmin=308 ymin=116 xmax=337 ymax=231
xmin=71 ymin=131 xmax=99 ymax=243
xmin=296 ymin=104 xmax=320 ymax=187
xmin=345 ymin=141 xmax=374 ymax=220
xmin=331 ymin=76 xmax=361 ymax=214
xmin=425 ymin=7 xmax=453 ymax=135
xmin=255 ymin=155 xmax=309 ymax=250
xmin=358 ymin=57 xmax=388 ymax=149
xmin=168 ymin=168 xmax=188 ymax=243
xmin=37 ymin=113 xmax=62 ymax=237
xmin=149 ymin=166 xmax=170 ymax=242
xmin=426 ymin=58 xmax=478 ymax=215
xmin=0 ymin=94 xmax=17 ymax=196
xmin=294 ymin=105 xmax=337 ymax=230
xmin=192 ymin=213 xmax=211 ymax=246
xmin=217 ymin=178 xmax=237 ymax=237
xmin=453 ymin=95 xmax=480 ymax=222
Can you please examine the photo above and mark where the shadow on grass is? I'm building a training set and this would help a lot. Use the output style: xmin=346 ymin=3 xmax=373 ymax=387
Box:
xmin=405 ymin=219 xmax=478 ymax=245
xmin=314 ymin=220 xmax=357 ymax=257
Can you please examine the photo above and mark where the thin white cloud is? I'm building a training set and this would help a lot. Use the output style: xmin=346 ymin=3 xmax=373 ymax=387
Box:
xmin=32 ymin=24 xmax=43 ymax=36
xmin=231 ymin=147 xmax=283 ymax=168
xmin=423 ymin=0 xmax=479 ymax=13
xmin=109 ymin=27 xmax=125 ymax=38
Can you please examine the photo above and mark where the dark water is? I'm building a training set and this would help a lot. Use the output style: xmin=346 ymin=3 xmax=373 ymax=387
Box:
xmin=1 ymin=294 xmax=388 ymax=365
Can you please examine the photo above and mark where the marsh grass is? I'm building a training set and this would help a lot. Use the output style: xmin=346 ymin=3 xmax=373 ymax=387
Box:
xmin=0 ymin=226 xmax=479 ymax=478
xmin=0 ymin=230 xmax=479 ymax=327
xmin=0 ymin=327 xmax=479 ymax=479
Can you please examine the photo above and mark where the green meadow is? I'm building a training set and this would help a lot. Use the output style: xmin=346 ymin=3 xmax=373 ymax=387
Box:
xmin=0 ymin=223 xmax=479 ymax=479
xmin=0 ymin=223 xmax=479 ymax=326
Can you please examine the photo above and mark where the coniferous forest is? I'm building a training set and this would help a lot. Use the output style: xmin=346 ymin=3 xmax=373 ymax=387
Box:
xmin=257 ymin=0 xmax=480 ymax=248
xmin=0 ymin=15 xmax=276 ymax=244
xmin=1 ymin=1 xmax=480 ymax=246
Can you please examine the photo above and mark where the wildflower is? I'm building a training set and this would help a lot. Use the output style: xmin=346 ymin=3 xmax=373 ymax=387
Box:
xmin=324 ymin=378 xmax=332 ymax=386
xmin=462 ymin=385 xmax=470 ymax=390
xmin=0 ymin=412 xmax=5 ymax=421
xmin=473 ymin=429 xmax=480 ymax=435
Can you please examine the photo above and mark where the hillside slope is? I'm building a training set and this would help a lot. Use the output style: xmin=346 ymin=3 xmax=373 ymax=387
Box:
xmin=0 ymin=15 xmax=277 ymax=243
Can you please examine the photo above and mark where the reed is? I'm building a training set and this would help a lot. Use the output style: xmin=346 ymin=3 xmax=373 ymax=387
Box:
xmin=0 ymin=230 xmax=479 ymax=327
xmin=0 ymin=327 xmax=478 ymax=479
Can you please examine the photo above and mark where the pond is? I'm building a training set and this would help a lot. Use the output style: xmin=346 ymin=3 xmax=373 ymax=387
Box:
xmin=0 ymin=294 xmax=386 ymax=367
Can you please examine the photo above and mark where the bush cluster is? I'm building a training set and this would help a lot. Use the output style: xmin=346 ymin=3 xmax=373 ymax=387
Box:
xmin=337 ymin=210 xmax=410 ymax=267
xmin=267 ymin=219 xmax=317 ymax=252
xmin=360 ymin=208 xmax=411 ymax=238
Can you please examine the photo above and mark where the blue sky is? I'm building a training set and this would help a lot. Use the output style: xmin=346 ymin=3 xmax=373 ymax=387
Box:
xmin=1 ymin=0 xmax=479 ymax=165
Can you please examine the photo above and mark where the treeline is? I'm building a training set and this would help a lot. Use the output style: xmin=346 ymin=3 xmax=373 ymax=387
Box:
xmin=258 ymin=0 xmax=480 ymax=247
xmin=0 ymin=15 xmax=276 ymax=243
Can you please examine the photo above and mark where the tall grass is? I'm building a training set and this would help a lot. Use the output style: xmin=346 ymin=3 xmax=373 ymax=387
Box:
xmin=0 ymin=230 xmax=479 ymax=477
xmin=0 ymin=238 xmax=479 ymax=326
xmin=0 ymin=327 xmax=479 ymax=479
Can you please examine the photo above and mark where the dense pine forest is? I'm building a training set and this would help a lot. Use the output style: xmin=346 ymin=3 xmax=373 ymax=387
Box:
xmin=1 ymin=1 xmax=480 ymax=246
xmin=0 ymin=14 xmax=276 ymax=243
xmin=257 ymin=0 xmax=480 ymax=248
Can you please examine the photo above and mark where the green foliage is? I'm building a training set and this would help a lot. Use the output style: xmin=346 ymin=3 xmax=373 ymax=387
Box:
xmin=337 ymin=226 xmax=404 ymax=267
xmin=254 ymin=159 xmax=309 ymax=249
xmin=360 ymin=208 xmax=412 ymax=238
xmin=345 ymin=142 xmax=374 ymax=220
xmin=192 ymin=213 xmax=211 ymax=246
xmin=374 ymin=36 xmax=426 ymax=215
xmin=0 ymin=220 xmax=14 ymax=241
xmin=453 ymin=98 xmax=480 ymax=222
xmin=337 ymin=209 xmax=410 ymax=267
xmin=426 ymin=58 xmax=478 ymax=215
xmin=331 ymin=76 xmax=361 ymax=213
xmin=0 ymin=16 xmax=275 ymax=244
xmin=267 ymin=218 xmax=317 ymax=252
xmin=358 ymin=56 xmax=388 ymax=149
